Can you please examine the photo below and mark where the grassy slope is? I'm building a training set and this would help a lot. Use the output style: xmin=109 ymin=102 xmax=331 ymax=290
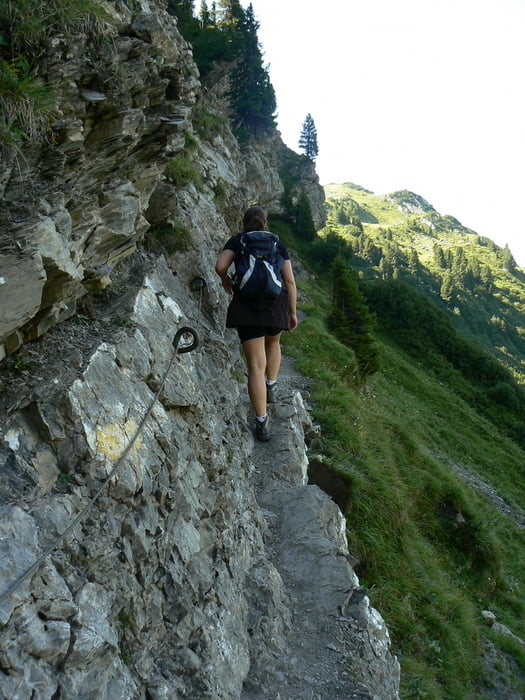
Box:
xmin=276 ymin=198 xmax=525 ymax=698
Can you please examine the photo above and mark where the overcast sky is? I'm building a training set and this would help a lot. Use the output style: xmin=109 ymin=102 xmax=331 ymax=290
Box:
xmin=241 ymin=0 xmax=525 ymax=266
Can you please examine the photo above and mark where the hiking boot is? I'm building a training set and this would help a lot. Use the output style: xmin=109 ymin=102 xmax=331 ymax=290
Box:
xmin=255 ymin=414 xmax=271 ymax=441
xmin=266 ymin=382 xmax=277 ymax=403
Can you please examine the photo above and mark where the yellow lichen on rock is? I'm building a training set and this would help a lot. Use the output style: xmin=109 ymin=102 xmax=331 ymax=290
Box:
xmin=96 ymin=418 xmax=142 ymax=461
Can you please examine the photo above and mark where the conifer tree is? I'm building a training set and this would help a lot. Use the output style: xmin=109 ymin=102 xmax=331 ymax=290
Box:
xmin=227 ymin=3 xmax=276 ymax=136
xmin=407 ymin=249 xmax=419 ymax=276
xmin=217 ymin=0 xmax=244 ymax=31
xmin=499 ymin=244 xmax=516 ymax=273
xmin=480 ymin=265 xmax=493 ymax=292
xmin=199 ymin=0 xmax=211 ymax=25
xmin=433 ymin=243 xmax=447 ymax=269
xmin=440 ymin=272 xmax=455 ymax=303
xmin=328 ymin=256 xmax=380 ymax=378
xmin=294 ymin=190 xmax=317 ymax=240
xmin=299 ymin=113 xmax=318 ymax=160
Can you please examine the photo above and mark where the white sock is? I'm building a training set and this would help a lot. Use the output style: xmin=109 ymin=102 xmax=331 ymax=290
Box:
xmin=266 ymin=380 xmax=276 ymax=386
xmin=256 ymin=414 xmax=267 ymax=422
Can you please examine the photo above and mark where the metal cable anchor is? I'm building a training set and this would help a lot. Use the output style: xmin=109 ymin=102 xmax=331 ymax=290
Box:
xmin=173 ymin=326 xmax=199 ymax=354
xmin=189 ymin=276 xmax=206 ymax=292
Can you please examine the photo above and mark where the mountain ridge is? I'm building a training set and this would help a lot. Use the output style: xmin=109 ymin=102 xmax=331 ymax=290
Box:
xmin=322 ymin=182 xmax=525 ymax=388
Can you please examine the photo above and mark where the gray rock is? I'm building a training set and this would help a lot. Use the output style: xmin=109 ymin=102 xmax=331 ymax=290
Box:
xmin=17 ymin=609 xmax=70 ymax=664
xmin=0 ymin=253 xmax=46 ymax=352
xmin=0 ymin=507 xmax=39 ymax=624
xmin=66 ymin=583 xmax=118 ymax=668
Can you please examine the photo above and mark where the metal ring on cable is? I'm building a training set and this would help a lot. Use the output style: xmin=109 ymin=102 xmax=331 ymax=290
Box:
xmin=0 ymin=324 xmax=201 ymax=609
xmin=189 ymin=276 xmax=206 ymax=292
xmin=173 ymin=326 xmax=199 ymax=354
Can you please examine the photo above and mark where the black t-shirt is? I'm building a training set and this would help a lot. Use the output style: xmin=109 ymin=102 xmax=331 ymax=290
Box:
xmin=223 ymin=231 xmax=290 ymax=261
xmin=222 ymin=231 xmax=291 ymax=330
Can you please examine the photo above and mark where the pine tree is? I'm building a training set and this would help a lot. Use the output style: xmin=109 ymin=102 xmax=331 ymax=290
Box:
xmin=440 ymin=272 xmax=455 ymax=303
xmin=167 ymin=0 xmax=194 ymax=22
xmin=328 ymin=256 xmax=380 ymax=378
xmin=199 ymin=0 xmax=211 ymax=25
xmin=227 ymin=3 xmax=276 ymax=136
xmin=433 ymin=243 xmax=447 ymax=269
xmin=294 ymin=189 xmax=316 ymax=240
xmin=167 ymin=0 xmax=199 ymax=40
xmin=217 ymin=0 xmax=244 ymax=31
xmin=480 ymin=265 xmax=493 ymax=292
xmin=499 ymin=244 xmax=516 ymax=273
xmin=407 ymin=249 xmax=420 ymax=276
xmin=298 ymin=113 xmax=318 ymax=160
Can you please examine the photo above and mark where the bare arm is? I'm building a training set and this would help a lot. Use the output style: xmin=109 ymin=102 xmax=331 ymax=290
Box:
xmin=282 ymin=259 xmax=298 ymax=331
xmin=215 ymin=249 xmax=235 ymax=295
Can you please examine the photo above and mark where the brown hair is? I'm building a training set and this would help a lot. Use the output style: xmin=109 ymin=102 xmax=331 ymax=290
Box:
xmin=242 ymin=205 xmax=267 ymax=233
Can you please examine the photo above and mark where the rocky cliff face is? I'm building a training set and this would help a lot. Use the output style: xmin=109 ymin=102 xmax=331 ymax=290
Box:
xmin=0 ymin=2 xmax=399 ymax=697
xmin=0 ymin=0 xmax=323 ymax=362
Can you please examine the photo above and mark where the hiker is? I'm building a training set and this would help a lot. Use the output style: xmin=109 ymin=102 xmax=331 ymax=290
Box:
xmin=215 ymin=205 xmax=298 ymax=441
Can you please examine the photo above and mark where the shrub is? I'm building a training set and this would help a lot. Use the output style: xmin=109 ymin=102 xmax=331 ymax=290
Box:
xmin=165 ymin=153 xmax=203 ymax=190
xmin=145 ymin=218 xmax=193 ymax=254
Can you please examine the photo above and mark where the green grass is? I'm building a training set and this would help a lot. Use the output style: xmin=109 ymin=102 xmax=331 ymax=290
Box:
xmin=1 ymin=0 xmax=105 ymax=49
xmin=165 ymin=152 xmax=203 ymax=190
xmin=0 ymin=54 xmax=54 ymax=158
xmin=282 ymin=275 xmax=525 ymax=698
xmin=0 ymin=0 xmax=108 ymax=158
xmin=145 ymin=217 xmax=193 ymax=254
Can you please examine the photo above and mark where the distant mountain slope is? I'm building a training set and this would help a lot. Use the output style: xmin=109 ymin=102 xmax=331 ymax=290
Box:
xmin=323 ymin=183 xmax=525 ymax=386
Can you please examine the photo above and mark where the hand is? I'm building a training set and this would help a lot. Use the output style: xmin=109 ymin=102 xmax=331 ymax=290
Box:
xmin=289 ymin=311 xmax=298 ymax=331
xmin=221 ymin=276 xmax=234 ymax=295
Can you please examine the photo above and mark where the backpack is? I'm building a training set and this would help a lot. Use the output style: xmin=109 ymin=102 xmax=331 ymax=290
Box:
xmin=233 ymin=231 xmax=284 ymax=309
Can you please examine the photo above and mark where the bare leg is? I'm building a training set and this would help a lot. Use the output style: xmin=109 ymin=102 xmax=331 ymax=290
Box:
xmin=265 ymin=333 xmax=282 ymax=382
xmin=242 ymin=337 xmax=267 ymax=417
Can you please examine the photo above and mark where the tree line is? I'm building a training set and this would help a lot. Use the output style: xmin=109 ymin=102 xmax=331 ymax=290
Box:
xmin=167 ymin=0 xmax=276 ymax=137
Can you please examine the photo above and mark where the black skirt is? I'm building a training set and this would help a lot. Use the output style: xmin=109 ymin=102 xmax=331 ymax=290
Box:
xmin=225 ymin=288 xmax=290 ymax=330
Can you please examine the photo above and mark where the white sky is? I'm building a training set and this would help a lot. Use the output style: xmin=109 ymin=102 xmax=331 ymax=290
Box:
xmin=241 ymin=0 xmax=525 ymax=266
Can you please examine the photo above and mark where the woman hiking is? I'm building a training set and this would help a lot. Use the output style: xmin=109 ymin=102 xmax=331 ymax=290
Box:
xmin=215 ymin=205 xmax=298 ymax=441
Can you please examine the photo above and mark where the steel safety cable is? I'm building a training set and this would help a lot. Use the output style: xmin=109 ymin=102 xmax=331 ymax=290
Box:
xmin=0 ymin=327 xmax=198 ymax=608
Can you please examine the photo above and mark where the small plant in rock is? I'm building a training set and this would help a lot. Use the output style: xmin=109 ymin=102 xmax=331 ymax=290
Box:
xmin=192 ymin=103 xmax=227 ymax=141
xmin=165 ymin=153 xmax=203 ymax=190
xmin=6 ymin=353 xmax=35 ymax=373
xmin=213 ymin=179 xmax=228 ymax=211
xmin=1 ymin=0 xmax=105 ymax=49
xmin=113 ymin=317 xmax=135 ymax=329
xmin=0 ymin=54 xmax=55 ymax=159
xmin=145 ymin=218 xmax=193 ymax=254
xmin=118 ymin=610 xmax=133 ymax=630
